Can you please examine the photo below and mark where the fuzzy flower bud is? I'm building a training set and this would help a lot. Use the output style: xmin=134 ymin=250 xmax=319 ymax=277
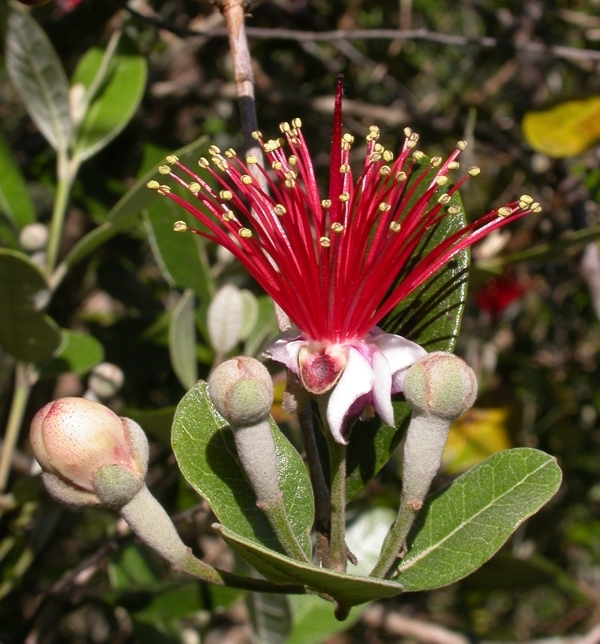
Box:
xmin=208 ymin=357 xmax=273 ymax=427
xmin=30 ymin=398 xmax=148 ymax=508
xmin=403 ymin=351 xmax=478 ymax=419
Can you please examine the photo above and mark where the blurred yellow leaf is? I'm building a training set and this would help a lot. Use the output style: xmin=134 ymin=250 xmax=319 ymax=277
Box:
xmin=442 ymin=407 xmax=511 ymax=474
xmin=522 ymin=97 xmax=600 ymax=158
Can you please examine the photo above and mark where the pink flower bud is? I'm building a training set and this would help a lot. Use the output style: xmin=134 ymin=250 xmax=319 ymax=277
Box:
xmin=30 ymin=397 xmax=146 ymax=493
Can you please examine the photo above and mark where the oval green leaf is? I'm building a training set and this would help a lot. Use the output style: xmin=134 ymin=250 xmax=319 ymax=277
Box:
xmin=396 ymin=447 xmax=562 ymax=591
xmin=168 ymin=289 xmax=198 ymax=390
xmin=5 ymin=4 xmax=72 ymax=153
xmin=71 ymin=36 xmax=147 ymax=161
xmin=0 ymin=249 xmax=61 ymax=362
xmin=171 ymin=382 xmax=313 ymax=558
xmin=216 ymin=524 xmax=403 ymax=608
xmin=37 ymin=329 xmax=104 ymax=378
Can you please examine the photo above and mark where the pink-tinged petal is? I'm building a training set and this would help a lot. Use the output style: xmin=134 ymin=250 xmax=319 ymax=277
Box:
xmin=327 ymin=347 xmax=374 ymax=444
xmin=371 ymin=332 xmax=427 ymax=376
xmin=371 ymin=349 xmax=394 ymax=427
xmin=263 ymin=330 xmax=305 ymax=377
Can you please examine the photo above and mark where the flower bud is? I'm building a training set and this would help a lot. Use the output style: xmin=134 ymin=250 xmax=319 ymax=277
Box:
xmin=87 ymin=362 xmax=125 ymax=399
xmin=19 ymin=223 xmax=49 ymax=252
xmin=403 ymin=351 xmax=477 ymax=420
xmin=30 ymin=398 xmax=148 ymax=498
xmin=208 ymin=357 xmax=273 ymax=427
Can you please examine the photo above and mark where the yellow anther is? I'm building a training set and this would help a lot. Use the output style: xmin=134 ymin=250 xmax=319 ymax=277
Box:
xmin=321 ymin=199 xmax=332 ymax=208
xmin=370 ymin=152 xmax=382 ymax=162
xmin=331 ymin=222 xmax=344 ymax=233
xmin=219 ymin=190 xmax=233 ymax=200
xmin=272 ymin=161 xmax=283 ymax=171
xmin=292 ymin=117 xmax=302 ymax=128
xmin=447 ymin=161 xmax=460 ymax=170
xmin=340 ymin=164 xmax=350 ymax=173
xmin=431 ymin=156 xmax=442 ymax=167
xmin=369 ymin=125 xmax=379 ymax=132
xmin=436 ymin=176 xmax=449 ymax=186
xmin=389 ymin=221 xmax=401 ymax=232
xmin=406 ymin=139 xmax=417 ymax=149
xmin=198 ymin=157 xmax=209 ymax=168
xmin=438 ymin=194 xmax=451 ymax=205
xmin=468 ymin=166 xmax=481 ymax=176
xmin=447 ymin=205 xmax=461 ymax=215
xmin=498 ymin=206 xmax=512 ymax=218
xmin=383 ymin=150 xmax=394 ymax=162
xmin=222 ymin=210 xmax=234 ymax=221
xmin=342 ymin=133 xmax=354 ymax=144
xmin=520 ymin=194 xmax=534 ymax=204
xmin=147 ymin=180 xmax=160 ymax=190
xmin=158 ymin=185 xmax=171 ymax=194
xmin=280 ymin=121 xmax=291 ymax=133
xmin=285 ymin=179 xmax=295 ymax=189
xmin=263 ymin=139 xmax=281 ymax=153
xmin=413 ymin=150 xmax=425 ymax=160
xmin=241 ymin=175 xmax=253 ymax=185
xmin=378 ymin=202 xmax=391 ymax=212
xmin=319 ymin=236 xmax=331 ymax=248
xmin=251 ymin=130 xmax=262 ymax=140
xmin=246 ymin=155 xmax=258 ymax=164
xmin=404 ymin=127 xmax=413 ymax=138
xmin=189 ymin=182 xmax=201 ymax=194
xmin=533 ymin=205 xmax=542 ymax=213
xmin=158 ymin=165 xmax=170 ymax=175
xmin=530 ymin=202 xmax=540 ymax=210
xmin=166 ymin=155 xmax=179 ymax=164
xmin=396 ymin=171 xmax=407 ymax=182
xmin=374 ymin=143 xmax=384 ymax=153
xmin=284 ymin=170 xmax=297 ymax=181
xmin=457 ymin=140 xmax=468 ymax=151
xmin=274 ymin=204 xmax=286 ymax=216
xmin=173 ymin=221 xmax=187 ymax=232
xmin=224 ymin=149 xmax=236 ymax=158
xmin=288 ymin=155 xmax=297 ymax=166
xmin=239 ymin=228 xmax=252 ymax=238
xmin=209 ymin=145 xmax=221 ymax=155
xmin=338 ymin=193 xmax=350 ymax=203
xmin=409 ymin=132 xmax=420 ymax=142
xmin=379 ymin=166 xmax=391 ymax=176
xmin=212 ymin=158 xmax=227 ymax=171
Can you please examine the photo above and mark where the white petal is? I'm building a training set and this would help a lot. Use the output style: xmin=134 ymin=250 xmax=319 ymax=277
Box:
xmin=372 ymin=332 xmax=427 ymax=376
xmin=327 ymin=347 xmax=374 ymax=444
xmin=371 ymin=349 xmax=394 ymax=426
xmin=263 ymin=330 xmax=305 ymax=376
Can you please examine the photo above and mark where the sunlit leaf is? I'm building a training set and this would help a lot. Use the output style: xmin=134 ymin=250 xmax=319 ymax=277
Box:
xmin=442 ymin=407 xmax=512 ymax=474
xmin=37 ymin=330 xmax=104 ymax=377
xmin=5 ymin=4 xmax=72 ymax=153
xmin=522 ymin=97 xmax=600 ymax=158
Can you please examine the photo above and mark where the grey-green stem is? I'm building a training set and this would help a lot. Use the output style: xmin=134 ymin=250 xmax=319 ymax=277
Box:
xmin=120 ymin=484 xmax=305 ymax=594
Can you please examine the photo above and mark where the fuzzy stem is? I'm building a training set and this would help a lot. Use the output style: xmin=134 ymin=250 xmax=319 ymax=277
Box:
xmin=298 ymin=405 xmax=331 ymax=565
xmin=120 ymin=484 xmax=305 ymax=594
xmin=370 ymin=412 xmax=450 ymax=578
xmin=45 ymin=153 xmax=78 ymax=275
xmin=0 ymin=363 xmax=34 ymax=494
xmin=233 ymin=423 xmax=309 ymax=562
xmin=323 ymin=426 xmax=347 ymax=573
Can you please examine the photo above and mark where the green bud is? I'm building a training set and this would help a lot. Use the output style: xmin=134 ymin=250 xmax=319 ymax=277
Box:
xmin=403 ymin=351 xmax=477 ymax=420
xmin=208 ymin=357 xmax=273 ymax=427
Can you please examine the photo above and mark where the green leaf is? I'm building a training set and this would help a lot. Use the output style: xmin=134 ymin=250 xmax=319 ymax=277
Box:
xmin=0 ymin=128 xmax=36 ymax=239
xmin=37 ymin=330 xmax=104 ymax=378
xmin=171 ymin=382 xmax=313 ymax=557
xmin=244 ymin=295 xmax=278 ymax=358
xmin=216 ymin=525 xmax=403 ymax=608
xmin=5 ymin=4 xmax=72 ymax=153
xmin=246 ymin=592 xmax=292 ymax=644
xmin=168 ymin=289 xmax=198 ymax=390
xmin=346 ymin=160 xmax=469 ymax=499
xmin=71 ymin=35 xmax=147 ymax=161
xmin=0 ymin=249 xmax=61 ymax=362
xmin=396 ymin=448 xmax=562 ymax=591
xmin=144 ymin=198 xmax=213 ymax=301
xmin=59 ymin=137 xmax=209 ymax=274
